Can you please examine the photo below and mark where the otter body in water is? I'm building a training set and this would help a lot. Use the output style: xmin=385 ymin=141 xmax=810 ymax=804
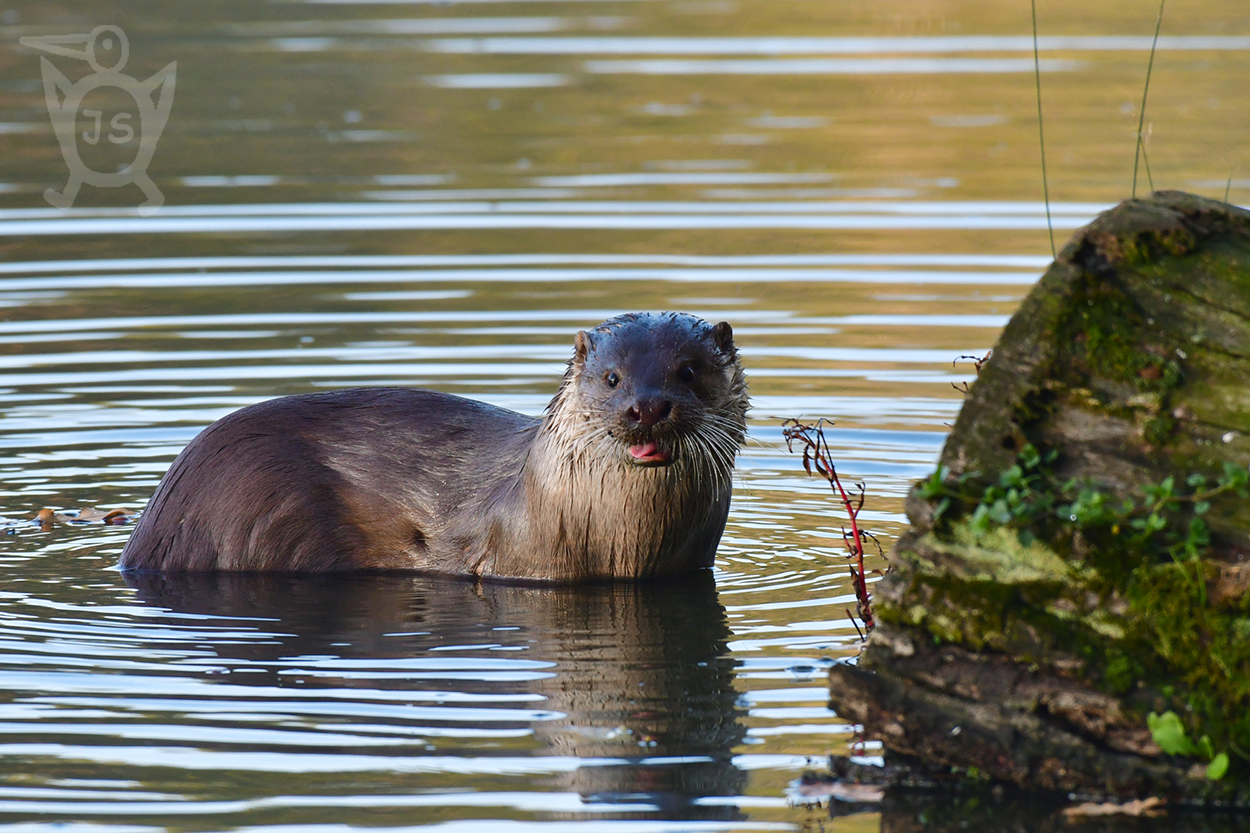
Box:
xmin=118 ymin=312 xmax=748 ymax=581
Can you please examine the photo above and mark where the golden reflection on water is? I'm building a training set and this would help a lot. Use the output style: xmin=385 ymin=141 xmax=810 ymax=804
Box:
xmin=0 ymin=0 xmax=1245 ymax=227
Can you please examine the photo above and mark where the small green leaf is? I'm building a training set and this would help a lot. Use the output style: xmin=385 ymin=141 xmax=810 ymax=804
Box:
xmin=1186 ymin=473 xmax=1206 ymax=488
xmin=999 ymin=465 xmax=1024 ymax=488
xmin=969 ymin=504 xmax=991 ymax=535
xmin=988 ymin=498 xmax=1012 ymax=525
xmin=1019 ymin=444 xmax=1040 ymax=469
xmin=1147 ymin=711 xmax=1197 ymax=756
xmin=1208 ymin=753 xmax=1230 ymax=780
xmin=919 ymin=468 xmax=947 ymax=498
xmin=1194 ymin=500 xmax=1211 ymax=515
xmin=1018 ymin=529 xmax=1035 ymax=547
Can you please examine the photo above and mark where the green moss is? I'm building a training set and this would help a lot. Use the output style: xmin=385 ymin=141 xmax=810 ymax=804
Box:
xmin=1142 ymin=413 xmax=1177 ymax=446
xmin=1124 ymin=563 xmax=1250 ymax=748
xmin=890 ymin=542 xmax=1250 ymax=749
xmin=1055 ymin=272 xmax=1184 ymax=404
xmin=935 ymin=525 xmax=1082 ymax=585
xmin=906 ymin=452 xmax=1250 ymax=758
xmin=1082 ymin=612 xmax=1127 ymax=641
xmin=885 ymin=523 xmax=1109 ymax=664
xmin=1103 ymin=654 xmax=1143 ymax=694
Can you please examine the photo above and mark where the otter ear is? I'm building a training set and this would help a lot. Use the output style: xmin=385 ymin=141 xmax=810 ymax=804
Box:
xmin=574 ymin=330 xmax=593 ymax=364
xmin=711 ymin=321 xmax=734 ymax=353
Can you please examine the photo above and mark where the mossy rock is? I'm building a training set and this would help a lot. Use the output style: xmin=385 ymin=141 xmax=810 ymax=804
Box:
xmin=940 ymin=191 xmax=1250 ymax=517
xmin=831 ymin=192 xmax=1250 ymax=803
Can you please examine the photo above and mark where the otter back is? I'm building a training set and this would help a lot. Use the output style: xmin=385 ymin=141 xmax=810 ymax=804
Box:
xmin=119 ymin=312 xmax=748 ymax=581
xmin=118 ymin=388 xmax=538 ymax=574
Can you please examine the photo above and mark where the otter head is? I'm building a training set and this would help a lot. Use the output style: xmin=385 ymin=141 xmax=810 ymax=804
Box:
xmin=547 ymin=312 xmax=748 ymax=473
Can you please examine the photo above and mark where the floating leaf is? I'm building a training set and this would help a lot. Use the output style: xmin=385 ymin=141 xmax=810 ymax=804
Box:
xmin=31 ymin=506 xmax=136 ymax=527
xmin=102 ymin=508 xmax=136 ymax=524
xmin=1062 ymin=796 xmax=1164 ymax=818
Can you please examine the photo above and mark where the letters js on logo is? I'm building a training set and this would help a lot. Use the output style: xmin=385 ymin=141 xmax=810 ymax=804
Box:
xmin=20 ymin=25 xmax=175 ymax=215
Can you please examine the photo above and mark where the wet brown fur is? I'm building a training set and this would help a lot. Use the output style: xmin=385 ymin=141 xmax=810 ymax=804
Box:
xmin=118 ymin=312 xmax=748 ymax=581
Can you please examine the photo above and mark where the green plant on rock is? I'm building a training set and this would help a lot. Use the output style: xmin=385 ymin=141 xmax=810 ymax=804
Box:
xmin=909 ymin=445 xmax=1250 ymax=771
xmin=1148 ymin=710 xmax=1230 ymax=780
xmin=919 ymin=446 xmax=1249 ymax=602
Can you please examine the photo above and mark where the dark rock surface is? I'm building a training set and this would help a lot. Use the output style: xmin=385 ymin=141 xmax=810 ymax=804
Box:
xmin=829 ymin=192 xmax=1250 ymax=804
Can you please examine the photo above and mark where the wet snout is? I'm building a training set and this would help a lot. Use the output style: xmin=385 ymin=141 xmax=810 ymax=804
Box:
xmin=622 ymin=387 xmax=676 ymax=465
xmin=627 ymin=395 xmax=672 ymax=428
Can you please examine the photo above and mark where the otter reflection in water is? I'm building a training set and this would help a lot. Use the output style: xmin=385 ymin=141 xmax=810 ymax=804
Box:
xmin=119 ymin=312 xmax=748 ymax=582
xmin=126 ymin=571 xmax=748 ymax=820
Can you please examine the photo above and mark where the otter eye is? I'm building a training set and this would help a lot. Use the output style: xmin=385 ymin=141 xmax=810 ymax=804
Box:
xmin=678 ymin=365 xmax=696 ymax=384
xmin=605 ymin=371 xmax=620 ymax=388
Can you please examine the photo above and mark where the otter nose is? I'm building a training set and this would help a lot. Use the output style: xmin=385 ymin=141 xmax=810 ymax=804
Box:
xmin=628 ymin=397 xmax=672 ymax=427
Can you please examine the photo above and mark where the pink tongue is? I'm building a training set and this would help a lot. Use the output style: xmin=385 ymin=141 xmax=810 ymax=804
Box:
xmin=630 ymin=442 xmax=660 ymax=459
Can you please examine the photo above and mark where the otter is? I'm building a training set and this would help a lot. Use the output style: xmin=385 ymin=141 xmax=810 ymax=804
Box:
xmin=118 ymin=312 xmax=748 ymax=582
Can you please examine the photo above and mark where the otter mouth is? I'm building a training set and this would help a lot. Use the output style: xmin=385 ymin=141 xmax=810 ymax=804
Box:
xmin=628 ymin=441 xmax=673 ymax=466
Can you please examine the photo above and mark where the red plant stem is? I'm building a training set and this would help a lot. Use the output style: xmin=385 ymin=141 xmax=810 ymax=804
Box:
xmin=828 ymin=469 xmax=865 ymax=595
xmin=821 ymin=446 xmax=873 ymax=630
xmin=783 ymin=419 xmax=876 ymax=631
